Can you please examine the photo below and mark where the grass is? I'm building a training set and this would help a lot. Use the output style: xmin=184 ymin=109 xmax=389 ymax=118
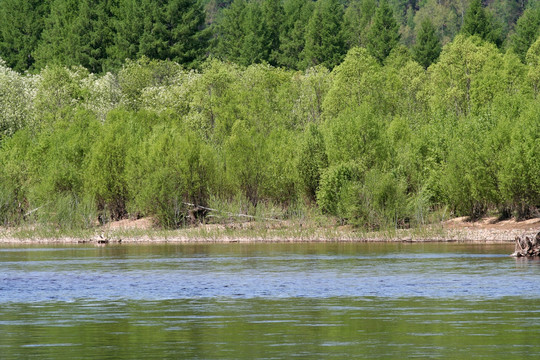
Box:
xmin=0 ymin=214 xmax=453 ymax=244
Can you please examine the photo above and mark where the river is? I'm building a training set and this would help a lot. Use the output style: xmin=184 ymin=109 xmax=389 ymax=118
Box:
xmin=1 ymin=242 xmax=539 ymax=359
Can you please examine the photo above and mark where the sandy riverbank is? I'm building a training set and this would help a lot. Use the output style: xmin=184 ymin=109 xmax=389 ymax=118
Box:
xmin=1 ymin=216 xmax=539 ymax=245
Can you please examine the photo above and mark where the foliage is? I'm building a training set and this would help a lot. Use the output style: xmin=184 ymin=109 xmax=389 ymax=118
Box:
xmin=511 ymin=6 xmax=540 ymax=63
xmin=302 ymin=0 xmax=346 ymax=69
xmin=0 ymin=31 xmax=539 ymax=231
xmin=366 ymin=0 xmax=401 ymax=64
xmin=461 ymin=0 xmax=501 ymax=46
xmin=297 ymin=123 xmax=328 ymax=201
xmin=413 ymin=18 xmax=442 ymax=69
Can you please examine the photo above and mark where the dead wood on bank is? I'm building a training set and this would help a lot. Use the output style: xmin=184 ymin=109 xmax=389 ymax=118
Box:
xmin=512 ymin=232 xmax=540 ymax=257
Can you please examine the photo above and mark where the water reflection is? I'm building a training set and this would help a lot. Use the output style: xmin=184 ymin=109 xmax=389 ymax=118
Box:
xmin=1 ymin=242 xmax=539 ymax=359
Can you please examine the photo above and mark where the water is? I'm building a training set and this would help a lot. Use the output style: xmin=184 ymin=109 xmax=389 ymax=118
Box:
xmin=1 ymin=242 xmax=539 ymax=359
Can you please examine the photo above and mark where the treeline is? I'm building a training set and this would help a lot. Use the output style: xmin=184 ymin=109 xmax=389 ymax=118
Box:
xmin=1 ymin=0 xmax=540 ymax=73
xmin=0 ymin=34 xmax=539 ymax=229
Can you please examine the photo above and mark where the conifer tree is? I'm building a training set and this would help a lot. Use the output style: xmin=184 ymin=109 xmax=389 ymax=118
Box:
xmin=165 ymin=0 xmax=210 ymax=68
xmin=413 ymin=18 xmax=441 ymax=68
xmin=33 ymin=0 xmax=79 ymax=69
xmin=136 ymin=0 xmax=209 ymax=68
xmin=303 ymin=0 xmax=346 ymax=69
xmin=366 ymin=0 xmax=400 ymax=64
xmin=108 ymin=0 xmax=146 ymax=68
xmin=213 ymin=0 xmax=247 ymax=63
xmin=343 ymin=0 xmax=377 ymax=48
xmin=34 ymin=0 xmax=114 ymax=73
xmin=238 ymin=1 xmax=267 ymax=65
xmin=261 ymin=0 xmax=284 ymax=66
xmin=0 ymin=0 xmax=50 ymax=72
xmin=511 ymin=6 xmax=540 ymax=63
xmin=461 ymin=0 xmax=501 ymax=45
xmin=278 ymin=0 xmax=314 ymax=69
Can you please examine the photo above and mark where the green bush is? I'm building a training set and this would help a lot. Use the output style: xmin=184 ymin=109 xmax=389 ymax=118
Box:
xmin=316 ymin=161 xmax=364 ymax=218
xmin=297 ymin=123 xmax=328 ymax=201
xmin=127 ymin=125 xmax=216 ymax=228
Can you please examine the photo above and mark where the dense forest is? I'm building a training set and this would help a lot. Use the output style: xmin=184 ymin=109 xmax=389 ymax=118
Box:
xmin=0 ymin=0 xmax=539 ymax=230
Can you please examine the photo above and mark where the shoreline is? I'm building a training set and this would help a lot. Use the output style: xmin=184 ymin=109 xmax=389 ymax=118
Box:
xmin=1 ymin=216 xmax=538 ymax=245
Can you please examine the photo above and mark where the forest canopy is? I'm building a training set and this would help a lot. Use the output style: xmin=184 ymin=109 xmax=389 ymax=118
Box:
xmin=0 ymin=0 xmax=539 ymax=230
xmin=0 ymin=0 xmax=539 ymax=72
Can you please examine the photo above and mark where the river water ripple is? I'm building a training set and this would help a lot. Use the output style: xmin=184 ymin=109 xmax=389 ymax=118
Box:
xmin=1 ymin=242 xmax=539 ymax=359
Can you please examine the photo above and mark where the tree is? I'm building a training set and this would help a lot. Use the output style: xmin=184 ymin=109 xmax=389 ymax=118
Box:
xmin=526 ymin=35 xmax=540 ymax=95
xmin=461 ymin=0 xmax=501 ymax=45
xmin=366 ymin=0 xmax=401 ymax=64
xmin=261 ymin=0 xmax=284 ymax=66
xmin=343 ymin=0 xmax=377 ymax=48
xmin=137 ymin=0 xmax=209 ymax=68
xmin=108 ymin=0 xmax=146 ymax=68
xmin=297 ymin=123 xmax=328 ymax=201
xmin=0 ymin=0 xmax=50 ymax=72
xmin=511 ymin=6 xmax=540 ymax=63
xmin=34 ymin=0 xmax=114 ymax=73
xmin=278 ymin=0 xmax=314 ymax=69
xmin=303 ymin=0 xmax=346 ymax=69
xmin=413 ymin=18 xmax=442 ymax=68
xmin=238 ymin=1 xmax=267 ymax=65
xmin=212 ymin=0 xmax=247 ymax=63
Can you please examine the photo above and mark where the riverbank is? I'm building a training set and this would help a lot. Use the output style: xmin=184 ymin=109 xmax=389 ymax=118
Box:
xmin=1 ymin=216 xmax=539 ymax=245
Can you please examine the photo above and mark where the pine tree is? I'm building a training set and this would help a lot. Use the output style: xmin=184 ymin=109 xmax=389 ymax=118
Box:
xmin=261 ymin=0 xmax=284 ymax=66
xmin=33 ymin=0 xmax=79 ymax=69
xmin=239 ymin=1 xmax=266 ymax=65
xmin=303 ymin=0 xmax=346 ymax=69
xmin=213 ymin=0 xmax=247 ymax=63
xmin=73 ymin=0 xmax=115 ymax=73
xmin=366 ymin=0 xmax=400 ymax=64
xmin=511 ymin=6 xmax=540 ymax=63
xmin=461 ymin=0 xmax=501 ymax=45
xmin=343 ymin=0 xmax=376 ymax=48
xmin=0 ymin=0 xmax=50 ymax=72
xmin=277 ymin=0 xmax=314 ymax=69
xmin=108 ymin=0 xmax=146 ymax=68
xmin=34 ymin=0 xmax=114 ymax=73
xmin=165 ymin=0 xmax=210 ymax=68
xmin=413 ymin=18 xmax=441 ymax=68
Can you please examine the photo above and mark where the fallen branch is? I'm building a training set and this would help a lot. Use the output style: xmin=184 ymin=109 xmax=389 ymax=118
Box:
xmin=183 ymin=202 xmax=282 ymax=222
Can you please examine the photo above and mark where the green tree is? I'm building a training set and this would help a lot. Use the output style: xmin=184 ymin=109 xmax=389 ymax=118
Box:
xmin=0 ymin=0 xmax=50 ymax=72
xmin=511 ymin=6 xmax=540 ymax=63
xmin=526 ymin=35 xmax=540 ymax=95
xmin=297 ymin=123 xmax=328 ymax=201
xmin=108 ymin=0 xmax=146 ymax=68
xmin=498 ymin=104 xmax=540 ymax=218
xmin=278 ymin=0 xmax=314 ymax=69
xmin=212 ymin=0 xmax=247 ymax=63
xmin=34 ymin=0 xmax=115 ymax=73
xmin=428 ymin=35 xmax=503 ymax=116
xmin=261 ymin=0 xmax=284 ymax=66
xmin=413 ymin=18 xmax=442 ymax=68
xmin=366 ymin=0 xmax=401 ymax=64
xmin=239 ymin=1 xmax=267 ymax=65
xmin=127 ymin=125 xmax=216 ymax=227
xmin=322 ymin=47 xmax=382 ymax=118
xmin=343 ymin=0 xmax=377 ymax=48
xmin=461 ymin=0 xmax=501 ymax=45
xmin=302 ymin=0 xmax=346 ymax=69
xmin=137 ymin=0 xmax=209 ymax=68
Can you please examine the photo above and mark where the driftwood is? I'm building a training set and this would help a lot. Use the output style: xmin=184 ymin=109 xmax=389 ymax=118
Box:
xmin=511 ymin=232 xmax=540 ymax=257
xmin=183 ymin=202 xmax=282 ymax=224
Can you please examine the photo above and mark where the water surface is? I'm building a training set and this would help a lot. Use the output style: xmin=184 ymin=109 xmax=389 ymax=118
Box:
xmin=1 ymin=242 xmax=539 ymax=359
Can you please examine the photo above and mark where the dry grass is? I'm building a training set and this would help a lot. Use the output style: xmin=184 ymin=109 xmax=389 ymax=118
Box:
xmin=1 ymin=216 xmax=538 ymax=245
